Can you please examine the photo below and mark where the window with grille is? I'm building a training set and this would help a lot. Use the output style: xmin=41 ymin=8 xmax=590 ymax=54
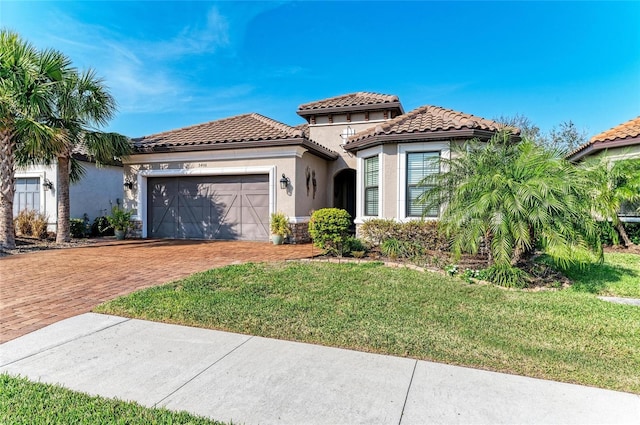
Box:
xmin=13 ymin=177 xmax=41 ymax=216
xmin=364 ymin=155 xmax=379 ymax=216
xmin=406 ymin=152 xmax=439 ymax=217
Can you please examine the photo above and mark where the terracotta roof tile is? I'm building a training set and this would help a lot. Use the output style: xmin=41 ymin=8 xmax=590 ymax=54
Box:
xmin=347 ymin=105 xmax=518 ymax=146
xmin=132 ymin=113 xmax=337 ymax=159
xmin=133 ymin=113 xmax=303 ymax=150
xmin=567 ymin=116 xmax=640 ymax=160
xmin=297 ymin=92 xmax=402 ymax=115
xmin=592 ymin=116 xmax=640 ymax=142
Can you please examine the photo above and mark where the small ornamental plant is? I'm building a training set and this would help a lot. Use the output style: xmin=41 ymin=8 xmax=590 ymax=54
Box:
xmin=308 ymin=208 xmax=351 ymax=256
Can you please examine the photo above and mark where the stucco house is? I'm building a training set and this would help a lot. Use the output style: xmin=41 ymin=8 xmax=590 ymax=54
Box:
xmin=567 ymin=116 xmax=640 ymax=162
xmin=567 ymin=116 xmax=640 ymax=221
xmin=14 ymin=147 xmax=124 ymax=233
xmin=124 ymin=92 xmax=513 ymax=242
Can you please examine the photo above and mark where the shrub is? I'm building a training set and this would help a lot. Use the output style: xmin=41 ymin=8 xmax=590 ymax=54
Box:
xmin=360 ymin=219 xmax=449 ymax=252
xmin=381 ymin=238 xmax=403 ymax=260
xmin=359 ymin=219 xmax=398 ymax=246
xmin=483 ymin=264 xmax=529 ymax=289
xmin=14 ymin=210 xmax=48 ymax=239
xmin=91 ymin=216 xmax=114 ymax=237
xmin=308 ymin=208 xmax=352 ymax=256
xmin=70 ymin=217 xmax=89 ymax=238
xmin=106 ymin=206 xmax=133 ymax=232
xmin=345 ymin=236 xmax=367 ymax=254
xmin=596 ymin=221 xmax=640 ymax=246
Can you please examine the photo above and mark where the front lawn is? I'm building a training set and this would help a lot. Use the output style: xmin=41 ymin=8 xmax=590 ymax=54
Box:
xmin=565 ymin=252 xmax=640 ymax=298
xmin=96 ymin=260 xmax=640 ymax=394
xmin=0 ymin=374 xmax=223 ymax=424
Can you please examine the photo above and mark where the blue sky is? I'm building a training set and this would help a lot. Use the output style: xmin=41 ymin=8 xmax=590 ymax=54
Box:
xmin=2 ymin=1 xmax=639 ymax=139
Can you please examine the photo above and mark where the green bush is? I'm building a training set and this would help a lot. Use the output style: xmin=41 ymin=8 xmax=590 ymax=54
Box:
xmin=308 ymin=208 xmax=352 ymax=256
xmin=91 ymin=216 xmax=114 ymax=237
xmin=381 ymin=238 xmax=403 ymax=260
xmin=343 ymin=236 xmax=367 ymax=256
xmin=69 ymin=218 xmax=89 ymax=238
xmin=596 ymin=221 xmax=640 ymax=246
xmin=483 ymin=264 xmax=529 ymax=288
xmin=359 ymin=219 xmax=449 ymax=252
xmin=625 ymin=223 xmax=640 ymax=244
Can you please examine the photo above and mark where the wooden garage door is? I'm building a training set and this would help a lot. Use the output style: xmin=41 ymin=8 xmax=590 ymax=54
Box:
xmin=148 ymin=175 xmax=269 ymax=240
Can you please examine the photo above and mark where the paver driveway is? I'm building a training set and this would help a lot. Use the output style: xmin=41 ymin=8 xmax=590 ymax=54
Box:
xmin=0 ymin=240 xmax=315 ymax=344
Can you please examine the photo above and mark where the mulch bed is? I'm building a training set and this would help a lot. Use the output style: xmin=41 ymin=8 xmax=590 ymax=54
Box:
xmin=0 ymin=236 xmax=108 ymax=257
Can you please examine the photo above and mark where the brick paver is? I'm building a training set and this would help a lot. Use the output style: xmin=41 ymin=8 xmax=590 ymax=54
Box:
xmin=0 ymin=240 xmax=316 ymax=344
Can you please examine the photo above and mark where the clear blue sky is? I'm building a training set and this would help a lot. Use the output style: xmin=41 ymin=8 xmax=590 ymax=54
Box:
xmin=2 ymin=1 xmax=639 ymax=139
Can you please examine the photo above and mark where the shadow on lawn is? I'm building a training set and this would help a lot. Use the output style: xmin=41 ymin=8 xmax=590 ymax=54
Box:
xmin=565 ymin=262 xmax=638 ymax=294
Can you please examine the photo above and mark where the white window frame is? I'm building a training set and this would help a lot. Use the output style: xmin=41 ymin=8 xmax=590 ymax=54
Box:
xmin=355 ymin=146 xmax=383 ymax=224
xmin=14 ymin=171 xmax=48 ymax=217
xmin=397 ymin=141 xmax=450 ymax=221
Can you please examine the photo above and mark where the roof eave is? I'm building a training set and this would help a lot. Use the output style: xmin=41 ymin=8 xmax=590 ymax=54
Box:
xmin=567 ymin=136 xmax=640 ymax=162
xmin=297 ymin=101 xmax=404 ymax=118
xmin=344 ymin=128 xmax=500 ymax=152
xmin=133 ymin=137 xmax=339 ymax=161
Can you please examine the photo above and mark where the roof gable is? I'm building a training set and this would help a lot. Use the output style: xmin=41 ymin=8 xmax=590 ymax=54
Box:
xmin=345 ymin=105 xmax=518 ymax=151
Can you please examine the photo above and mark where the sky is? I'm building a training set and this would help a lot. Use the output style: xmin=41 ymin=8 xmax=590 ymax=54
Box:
xmin=1 ymin=1 xmax=639 ymax=140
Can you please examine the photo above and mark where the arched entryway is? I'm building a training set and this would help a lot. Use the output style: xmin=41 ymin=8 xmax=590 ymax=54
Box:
xmin=333 ymin=169 xmax=356 ymax=227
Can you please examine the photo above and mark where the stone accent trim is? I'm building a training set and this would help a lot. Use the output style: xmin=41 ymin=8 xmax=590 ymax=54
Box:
xmin=289 ymin=221 xmax=310 ymax=244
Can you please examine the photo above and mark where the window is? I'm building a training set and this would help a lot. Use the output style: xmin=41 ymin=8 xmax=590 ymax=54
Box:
xmin=406 ymin=152 xmax=439 ymax=217
xmin=364 ymin=155 xmax=379 ymax=216
xmin=13 ymin=177 xmax=41 ymax=216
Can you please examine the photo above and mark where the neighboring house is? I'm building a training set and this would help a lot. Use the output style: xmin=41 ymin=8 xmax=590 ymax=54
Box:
xmin=14 ymin=148 xmax=124 ymax=233
xmin=567 ymin=116 xmax=640 ymax=221
xmin=124 ymin=92 xmax=514 ymax=242
xmin=567 ymin=116 xmax=640 ymax=162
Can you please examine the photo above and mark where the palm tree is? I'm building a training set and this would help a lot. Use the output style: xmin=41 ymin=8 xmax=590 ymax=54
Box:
xmin=0 ymin=30 xmax=70 ymax=249
xmin=418 ymin=132 xmax=602 ymax=273
xmin=34 ymin=68 xmax=131 ymax=243
xmin=582 ymin=157 xmax=640 ymax=247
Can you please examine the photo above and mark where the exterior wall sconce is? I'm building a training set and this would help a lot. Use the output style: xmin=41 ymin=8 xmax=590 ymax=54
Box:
xmin=42 ymin=178 xmax=54 ymax=191
xmin=123 ymin=179 xmax=134 ymax=190
xmin=279 ymin=173 xmax=290 ymax=190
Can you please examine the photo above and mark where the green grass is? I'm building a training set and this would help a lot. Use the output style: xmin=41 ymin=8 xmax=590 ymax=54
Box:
xmin=564 ymin=253 xmax=640 ymax=298
xmin=96 ymin=260 xmax=640 ymax=394
xmin=0 ymin=374 xmax=225 ymax=424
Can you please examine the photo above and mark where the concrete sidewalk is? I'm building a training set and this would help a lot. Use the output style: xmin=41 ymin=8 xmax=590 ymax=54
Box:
xmin=1 ymin=314 xmax=638 ymax=424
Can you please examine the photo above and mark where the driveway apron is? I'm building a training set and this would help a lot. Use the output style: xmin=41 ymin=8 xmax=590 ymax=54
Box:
xmin=0 ymin=240 xmax=315 ymax=344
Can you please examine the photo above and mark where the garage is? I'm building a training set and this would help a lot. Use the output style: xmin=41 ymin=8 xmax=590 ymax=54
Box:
xmin=148 ymin=175 xmax=269 ymax=240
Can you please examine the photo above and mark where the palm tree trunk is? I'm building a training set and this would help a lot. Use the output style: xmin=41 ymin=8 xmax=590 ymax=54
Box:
xmin=56 ymin=154 xmax=71 ymax=243
xmin=615 ymin=219 xmax=634 ymax=247
xmin=0 ymin=128 xmax=16 ymax=249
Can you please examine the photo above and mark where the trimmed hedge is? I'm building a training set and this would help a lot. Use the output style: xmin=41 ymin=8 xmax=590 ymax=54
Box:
xmin=359 ymin=218 xmax=449 ymax=251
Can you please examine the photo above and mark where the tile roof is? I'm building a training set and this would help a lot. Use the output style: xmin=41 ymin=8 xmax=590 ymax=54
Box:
xmin=132 ymin=113 xmax=337 ymax=159
xmin=346 ymin=105 xmax=518 ymax=149
xmin=133 ymin=113 xmax=302 ymax=150
xmin=592 ymin=116 xmax=640 ymax=142
xmin=297 ymin=92 xmax=403 ymax=116
xmin=567 ymin=116 xmax=640 ymax=160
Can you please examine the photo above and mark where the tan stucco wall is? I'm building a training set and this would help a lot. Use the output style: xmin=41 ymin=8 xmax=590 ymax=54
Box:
xmin=123 ymin=146 xmax=324 ymax=228
xmin=295 ymin=152 xmax=329 ymax=217
xmin=381 ymin=144 xmax=398 ymax=218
